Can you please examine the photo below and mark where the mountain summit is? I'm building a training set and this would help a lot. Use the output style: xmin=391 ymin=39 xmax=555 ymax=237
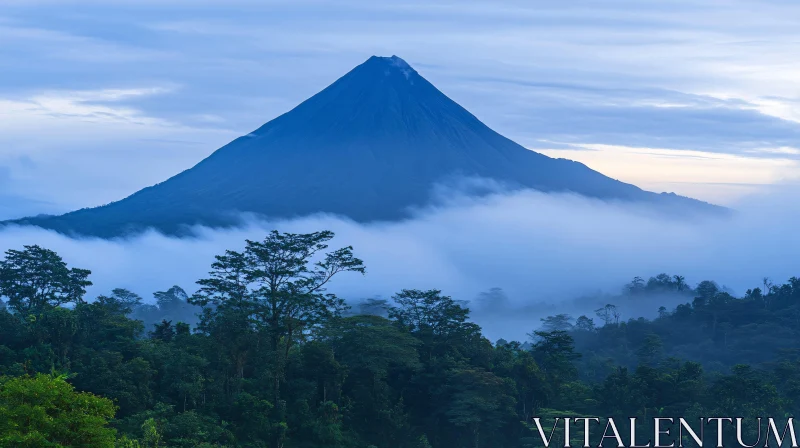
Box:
xmin=9 ymin=55 xmax=722 ymax=237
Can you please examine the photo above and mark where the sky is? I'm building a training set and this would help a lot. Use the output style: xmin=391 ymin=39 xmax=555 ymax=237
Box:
xmin=2 ymin=0 xmax=800 ymax=220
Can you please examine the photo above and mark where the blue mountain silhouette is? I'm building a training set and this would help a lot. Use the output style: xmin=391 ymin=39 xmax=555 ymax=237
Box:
xmin=7 ymin=55 xmax=722 ymax=237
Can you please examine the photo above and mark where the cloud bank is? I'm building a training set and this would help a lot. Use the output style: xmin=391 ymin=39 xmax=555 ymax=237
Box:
xmin=1 ymin=187 xmax=797 ymax=341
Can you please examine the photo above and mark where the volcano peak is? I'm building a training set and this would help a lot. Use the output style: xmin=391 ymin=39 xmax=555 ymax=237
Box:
xmin=6 ymin=55 xmax=724 ymax=237
xmin=366 ymin=54 xmax=411 ymax=67
xmin=358 ymin=55 xmax=417 ymax=80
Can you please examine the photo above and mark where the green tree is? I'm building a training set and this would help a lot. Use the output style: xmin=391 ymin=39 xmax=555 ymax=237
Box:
xmin=574 ymin=315 xmax=595 ymax=332
xmin=0 ymin=373 xmax=117 ymax=447
xmin=388 ymin=289 xmax=470 ymax=339
xmin=0 ymin=245 xmax=92 ymax=314
xmin=540 ymin=314 xmax=574 ymax=331
xmin=325 ymin=315 xmax=420 ymax=447
xmin=193 ymin=230 xmax=365 ymax=358
xmin=636 ymin=334 xmax=663 ymax=366
xmin=529 ymin=330 xmax=581 ymax=407
xmin=96 ymin=288 xmax=143 ymax=315
xmin=594 ymin=304 xmax=620 ymax=326
xmin=445 ymin=368 xmax=516 ymax=448
xmin=192 ymin=230 xmax=364 ymax=446
xmin=693 ymin=280 xmax=719 ymax=307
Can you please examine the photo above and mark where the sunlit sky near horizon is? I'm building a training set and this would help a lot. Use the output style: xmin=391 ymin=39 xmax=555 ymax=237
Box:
xmin=1 ymin=0 xmax=800 ymax=220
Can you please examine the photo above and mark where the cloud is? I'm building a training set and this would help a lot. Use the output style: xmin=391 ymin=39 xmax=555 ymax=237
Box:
xmin=2 ymin=0 xmax=800 ymax=256
xmin=0 ymin=87 xmax=175 ymax=127
xmin=536 ymin=144 xmax=800 ymax=204
xmin=0 ymin=187 xmax=797 ymax=341
xmin=745 ymin=146 xmax=800 ymax=156
xmin=463 ymin=81 xmax=800 ymax=156
xmin=0 ymin=87 xmax=238 ymax=212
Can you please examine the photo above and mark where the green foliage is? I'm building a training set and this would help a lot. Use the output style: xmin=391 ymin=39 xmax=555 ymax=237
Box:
xmin=0 ymin=245 xmax=92 ymax=314
xmin=0 ymin=373 xmax=117 ymax=447
xmin=389 ymin=288 xmax=470 ymax=337
xmin=571 ymin=272 xmax=800 ymax=373
xmin=0 ymin=238 xmax=798 ymax=448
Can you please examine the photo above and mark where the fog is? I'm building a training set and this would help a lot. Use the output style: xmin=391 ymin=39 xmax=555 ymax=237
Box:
xmin=1 ymin=186 xmax=797 ymax=341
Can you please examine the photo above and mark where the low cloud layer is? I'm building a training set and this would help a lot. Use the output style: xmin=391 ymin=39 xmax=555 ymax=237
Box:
xmin=1 ymin=186 xmax=797 ymax=341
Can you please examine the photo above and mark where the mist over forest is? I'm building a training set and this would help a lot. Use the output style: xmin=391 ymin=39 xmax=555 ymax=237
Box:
xmin=2 ymin=185 xmax=799 ymax=447
xmin=1 ymin=185 xmax=796 ymax=341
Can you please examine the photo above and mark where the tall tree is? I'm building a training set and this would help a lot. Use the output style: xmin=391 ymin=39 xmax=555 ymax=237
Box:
xmin=445 ymin=368 xmax=516 ymax=448
xmin=95 ymin=288 xmax=142 ymax=315
xmin=153 ymin=286 xmax=189 ymax=313
xmin=388 ymin=289 xmax=470 ymax=339
xmin=194 ymin=230 xmax=365 ymax=354
xmin=0 ymin=245 xmax=91 ymax=314
xmin=540 ymin=314 xmax=574 ymax=332
xmin=192 ymin=230 xmax=364 ymax=447
xmin=594 ymin=304 xmax=620 ymax=326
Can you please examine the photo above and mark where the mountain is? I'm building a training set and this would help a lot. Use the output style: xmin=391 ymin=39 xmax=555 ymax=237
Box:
xmin=7 ymin=55 xmax=723 ymax=237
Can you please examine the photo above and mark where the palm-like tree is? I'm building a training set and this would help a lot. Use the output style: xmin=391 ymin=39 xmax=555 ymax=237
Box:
xmin=672 ymin=275 xmax=687 ymax=292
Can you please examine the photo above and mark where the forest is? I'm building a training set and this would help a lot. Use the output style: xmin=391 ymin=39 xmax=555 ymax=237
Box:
xmin=0 ymin=230 xmax=798 ymax=447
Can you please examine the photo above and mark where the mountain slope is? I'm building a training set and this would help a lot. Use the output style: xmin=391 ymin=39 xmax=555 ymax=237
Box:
xmin=8 ymin=55 xmax=723 ymax=237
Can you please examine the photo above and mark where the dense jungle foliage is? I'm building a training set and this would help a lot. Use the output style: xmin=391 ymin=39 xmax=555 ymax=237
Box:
xmin=0 ymin=231 xmax=798 ymax=447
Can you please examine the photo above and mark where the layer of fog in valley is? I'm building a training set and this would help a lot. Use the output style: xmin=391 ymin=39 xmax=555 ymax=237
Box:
xmin=0 ymin=184 xmax=797 ymax=342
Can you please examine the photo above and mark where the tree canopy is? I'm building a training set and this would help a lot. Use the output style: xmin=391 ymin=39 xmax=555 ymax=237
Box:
xmin=0 ymin=232 xmax=797 ymax=447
